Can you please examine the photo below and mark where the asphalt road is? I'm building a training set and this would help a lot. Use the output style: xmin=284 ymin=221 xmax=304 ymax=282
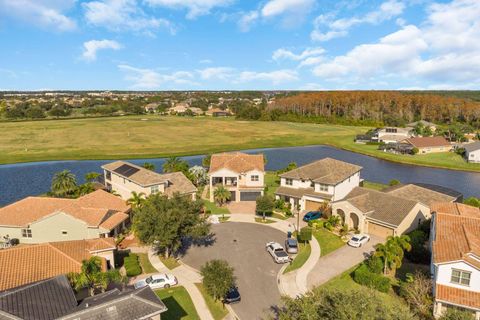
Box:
xmin=180 ymin=222 xmax=287 ymax=320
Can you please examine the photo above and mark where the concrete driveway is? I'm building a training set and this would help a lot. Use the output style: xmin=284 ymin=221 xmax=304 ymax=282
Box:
xmin=307 ymin=235 xmax=383 ymax=289
xmin=180 ymin=222 xmax=287 ymax=320
xmin=226 ymin=201 xmax=256 ymax=214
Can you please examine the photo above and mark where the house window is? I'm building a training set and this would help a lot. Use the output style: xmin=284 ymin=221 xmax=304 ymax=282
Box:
xmin=451 ymin=269 xmax=471 ymax=286
xmin=21 ymin=229 xmax=32 ymax=238
xmin=62 ymin=230 xmax=68 ymax=236
xmin=106 ymin=171 xmax=111 ymax=180
xmin=151 ymin=185 xmax=159 ymax=193
xmin=319 ymin=184 xmax=328 ymax=192
xmin=285 ymin=178 xmax=293 ymax=186
xmin=251 ymin=175 xmax=259 ymax=182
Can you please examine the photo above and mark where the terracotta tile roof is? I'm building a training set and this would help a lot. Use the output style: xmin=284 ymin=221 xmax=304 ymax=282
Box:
xmin=209 ymin=152 xmax=264 ymax=174
xmin=435 ymin=284 xmax=480 ymax=309
xmin=0 ymin=238 xmax=114 ymax=291
xmin=102 ymin=161 xmax=169 ymax=186
xmin=403 ymin=136 xmax=450 ymax=148
xmin=384 ymin=183 xmax=457 ymax=206
xmin=279 ymin=158 xmax=362 ymax=185
xmin=99 ymin=212 xmax=129 ymax=230
xmin=339 ymin=187 xmax=418 ymax=227
xmin=0 ymin=190 xmax=130 ymax=229
xmin=431 ymin=202 xmax=480 ymax=269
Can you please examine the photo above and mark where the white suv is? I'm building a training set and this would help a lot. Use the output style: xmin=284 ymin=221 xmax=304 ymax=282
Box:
xmin=266 ymin=242 xmax=291 ymax=263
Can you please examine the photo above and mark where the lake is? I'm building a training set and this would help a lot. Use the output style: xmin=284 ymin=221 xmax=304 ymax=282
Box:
xmin=0 ymin=145 xmax=479 ymax=206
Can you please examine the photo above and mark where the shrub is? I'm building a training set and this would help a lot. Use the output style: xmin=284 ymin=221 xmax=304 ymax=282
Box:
xmin=124 ymin=254 xmax=142 ymax=277
xmin=412 ymin=147 xmax=419 ymax=155
xmin=298 ymin=227 xmax=312 ymax=242
xmin=366 ymin=255 xmax=384 ymax=274
xmin=439 ymin=308 xmax=476 ymax=320
xmin=405 ymin=230 xmax=430 ymax=264
xmin=389 ymin=179 xmax=401 ymax=186
xmin=353 ymin=264 xmax=391 ymax=293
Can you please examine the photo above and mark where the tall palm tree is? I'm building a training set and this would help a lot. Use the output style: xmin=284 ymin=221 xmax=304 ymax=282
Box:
xmin=84 ymin=172 xmax=100 ymax=183
xmin=142 ymin=162 xmax=155 ymax=171
xmin=214 ymin=185 xmax=231 ymax=207
xmin=163 ymin=156 xmax=181 ymax=173
xmin=51 ymin=170 xmax=77 ymax=197
xmin=375 ymin=235 xmax=411 ymax=275
xmin=127 ymin=191 xmax=146 ymax=209
xmin=68 ymin=256 xmax=122 ymax=296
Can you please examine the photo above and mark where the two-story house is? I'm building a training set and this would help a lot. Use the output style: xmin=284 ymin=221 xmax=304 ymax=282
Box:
xmin=102 ymin=161 xmax=197 ymax=201
xmin=430 ymin=202 xmax=480 ymax=320
xmin=208 ymin=152 xmax=265 ymax=202
xmin=275 ymin=158 xmax=362 ymax=212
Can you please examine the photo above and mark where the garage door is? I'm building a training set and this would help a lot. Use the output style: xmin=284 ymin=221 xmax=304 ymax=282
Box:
xmin=368 ymin=222 xmax=394 ymax=238
xmin=240 ymin=191 xmax=261 ymax=201
xmin=305 ymin=200 xmax=322 ymax=211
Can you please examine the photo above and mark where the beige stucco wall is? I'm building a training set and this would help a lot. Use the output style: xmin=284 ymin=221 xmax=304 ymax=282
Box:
xmin=331 ymin=201 xmax=367 ymax=232
xmin=94 ymin=250 xmax=116 ymax=269
xmin=396 ymin=203 xmax=430 ymax=235
xmin=105 ymin=170 xmax=165 ymax=200
xmin=418 ymin=146 xmax=451 ymax=154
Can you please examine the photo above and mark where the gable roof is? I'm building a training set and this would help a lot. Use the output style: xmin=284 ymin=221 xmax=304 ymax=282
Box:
xmin=0 ymin=190 xmax=129 ymax=228
xmin=464 ymin=141 xmax=480 ymax=153
xmin=383 ymin=183 xmax=458 ymax=206
xmin=403 ymin=136 xmax=450 ymax=148
xmin=0 ymin=238 xmax=115 ymax=291
xmin=339 ymin=187 xmax=418 ymax=227
xmin=0 ymin=275 xmax=77 ymax=320
xmin=60 ymin=287 xmax=167 ymax=320
xmin=279 ymin=158 xmax=362 ymax=185
xmin=160 ymin=172 xmax=197 ymax=196
xmin=435 ymin=284 xmax=480 ymax=310
xmin=431 ymin=202 xmax=480 ymax=269
xmin=209 ymin=152 xmax=264 ymax=174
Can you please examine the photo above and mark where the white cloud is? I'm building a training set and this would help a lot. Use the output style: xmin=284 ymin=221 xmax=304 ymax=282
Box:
xmin=145 ymin=0 xmax=232 ymax=19
xmin=261 ymin=0 xmax=315 ymax=18
xmin=272 ymin=47 xmax=325 ymax=61
xmin=199 ymin=59 xmax=213 ymax=64
xmin=238 ymin=11 xmax=259 ymax=32
xmin=83 ymin=0 xmax=175 ymax=34
xmin=82 ymin=40 xmax=122 ymax=61
xmin=197 ymin=67 xmax=235 ymax=80
xmin=118 ymin=64 xmax=196 ymax=89
xmin=0 ymin=0 xmax=76 ymax=31
xmin=238 ymin=70 xmax=298 ymax=85
xmin=311 ymin=0 xmax=405 ymax=41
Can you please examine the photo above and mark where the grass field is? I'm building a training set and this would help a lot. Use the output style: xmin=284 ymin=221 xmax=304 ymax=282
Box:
xmin=137 ymin=253 xmax=158 ymax=274
xmin=159 ymin=256 xmax=181 ymax=270
xmin=195 ymin=283 xmax=229 ymax=320
xmin=155 ymin=286 xmax=199 ymax=320
xmin=1 ymin=115 xmax=480 ymax=172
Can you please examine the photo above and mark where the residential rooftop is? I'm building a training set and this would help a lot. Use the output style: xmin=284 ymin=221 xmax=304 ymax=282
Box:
xmin=403 ymin=136 xmax=450 ymax=148
xmin=209 ymin=152 xmax=264 ymax=174
xmin=464 ymin=141 xmax=480 ymax=152
xmin=383 ymin=183 xmax=459 ymax=206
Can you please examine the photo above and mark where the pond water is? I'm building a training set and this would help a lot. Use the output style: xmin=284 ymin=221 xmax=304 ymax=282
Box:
xmin=1 ymin=145 xmax=479 ymax=206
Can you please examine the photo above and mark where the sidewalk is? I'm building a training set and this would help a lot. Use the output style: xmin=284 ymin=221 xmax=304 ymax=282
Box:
xmin=148 ymin=249 xmax=215 ymax=320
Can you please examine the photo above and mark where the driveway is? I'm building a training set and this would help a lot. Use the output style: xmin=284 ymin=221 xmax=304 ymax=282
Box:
xmin=181 ymin=222 xmax=287 ymax=320
xmin=226 ymin=201 xmax=256 ymax=214
xmin=307 ymin=235 xmax=383 ymax=289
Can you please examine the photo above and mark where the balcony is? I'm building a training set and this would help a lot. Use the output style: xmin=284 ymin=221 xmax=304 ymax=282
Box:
xmin=212 ymin=177 xmax=238 ymax=187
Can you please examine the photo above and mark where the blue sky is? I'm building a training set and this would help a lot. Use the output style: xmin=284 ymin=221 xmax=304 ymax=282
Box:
xmin=0 ymin=0 xmax=479 ymax=90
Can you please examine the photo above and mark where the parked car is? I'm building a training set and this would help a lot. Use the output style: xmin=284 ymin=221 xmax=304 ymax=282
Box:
xmin=347 ymin=234 xmax=370 ymax=248
xmin=134 ymin=273 xmax=178 ymax=290
xmin=266 ymin=241 xmax=291 ymax=263
xmin=224 ymin=286 xmax=241 ymax=304
xmin=285 ymin=238 xmax=298 ymax=254
xmin=303 ymin=211 xmax=322 ymax=222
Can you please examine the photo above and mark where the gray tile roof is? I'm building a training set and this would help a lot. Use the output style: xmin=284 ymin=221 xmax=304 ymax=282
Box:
xmin=464 ymin=141 xmax=480 ymax=153
xmin=0 ymin=276 xmax=77 ymax=320
xmin=340 ymin=187 xmax=418 ymax=227
xmin=383 ymin=183 xmax=459 ymax=206
xmin=279 ymin=158 xmax=362 ymax=185
xmin=59 ymin=287 xmax=167 ymax=320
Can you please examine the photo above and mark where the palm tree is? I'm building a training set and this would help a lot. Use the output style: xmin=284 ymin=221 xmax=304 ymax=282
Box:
xmin=214 ymin=185 xmax=231 ymax=207
xmin=142 ymin=162 xmax=155 ymax=171
xmin=51 ymin=170 xmax=77 ymax=197
xmin=127 ymin=191 xmax=146 ymax=209
xmin=84 ymin=172 xmax=100 ymax=183
xmin=163 ymin=156 xmax=181 ymax=173
xmin=68 ymin=256 xmax=123 ymax=296
xmin=375 ymin=235 xmax=411 ymax=275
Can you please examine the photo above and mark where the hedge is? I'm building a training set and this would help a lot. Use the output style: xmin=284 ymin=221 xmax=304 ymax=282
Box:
xmin=298 ymin=226 xmax=312 ymax=242
xmin=124 ymin=253 xmax=142 ymax=277
xmin=353 ymin=264 xmax=391 ymax=293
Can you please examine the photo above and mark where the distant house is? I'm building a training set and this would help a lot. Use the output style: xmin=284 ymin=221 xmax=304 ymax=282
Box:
xmin=0 ymin=190 xmax=130 ymax=244
xmin=168 ymin=103 xmax=189 ymax=114
xmin=208 ymin=152 xmax=265 ymax=202
xmin=407 ymin=120 xmax=437 ymax=132
xmin=372 ymin=127 xmax=414 ymax=143
xmin=275 ymin=158 xmax=362 ymax=212
xmin=206 ymin=108 xmax=231 ymax=117
xmin=331 ymin=184 xmax=457 ymax=238
xmin=0 ymin=275 xmax=167 ymax=320
xmin=144 ymin=103 xmax=158 ymax=113
xmin=464 ymin=141 xmax=480 ymax=163
xmin=402 ymin=136 xmax=451 ymax=154
xmin=430 ymin=202 xmax=480 ymax=319
xmin=102 ymin=161 xmax=197 ymax=201
xmin=0 ymin=238 xmax=116 ymax=291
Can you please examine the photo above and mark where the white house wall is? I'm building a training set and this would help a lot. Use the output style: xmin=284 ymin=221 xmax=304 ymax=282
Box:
xmin=280 ymin=177 xmax=311 ymax=189
xmin=467 ymin=150 xmax=480 ymax=163
xmin=434 ymin=261 xmax=480 ymax=292
xmin=331 ymin=172 xmax=361 ymax=201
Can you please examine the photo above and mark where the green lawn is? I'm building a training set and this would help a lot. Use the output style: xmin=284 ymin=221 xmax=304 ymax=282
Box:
xmin=283 ymin=242 xmax=311 ymax=274
xmin=195 ymin=283 xmax=229 ymax=320
xmin=160 ymin=256 xmax=181 ymax=270
xmin=362 ymin=180 xmax=388 ymax=191
xmin=156 ymin=286 xmax=199 ymax=320
xmin=265 ymin=171 xmax=280 ymax=197
xmin=255 ymin=217 xmax=275 ymax=224
xmin=1 ymin=115 xmax=479 ymax=172
xmin=137 ymin=253 xmax=158 ymax=274
xmin=313 ymin=229 xmax=345 ymax=256
xmin=203 ymin=200 xmax=230 ymax=215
